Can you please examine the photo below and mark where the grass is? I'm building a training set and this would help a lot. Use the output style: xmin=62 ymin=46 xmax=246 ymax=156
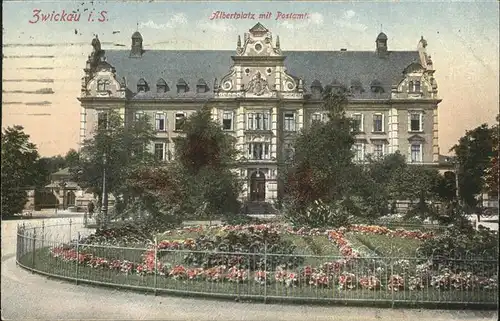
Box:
xmin=18 ymin=247 xmax=498 ymax=307
xmin=349 ymin=233 xmax=423 ymax=258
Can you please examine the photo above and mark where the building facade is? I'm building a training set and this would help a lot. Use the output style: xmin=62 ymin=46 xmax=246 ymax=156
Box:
xmin=78 ymin=23 xmax=441 ymax=207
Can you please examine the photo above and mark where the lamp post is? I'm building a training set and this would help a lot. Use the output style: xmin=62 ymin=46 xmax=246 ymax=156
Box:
xmin=101 ymin=151 xmax=108 ymax=229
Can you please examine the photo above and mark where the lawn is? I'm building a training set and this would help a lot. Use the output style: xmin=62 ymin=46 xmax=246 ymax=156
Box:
xmin=347 ymin=233 xmax=423 ymax=258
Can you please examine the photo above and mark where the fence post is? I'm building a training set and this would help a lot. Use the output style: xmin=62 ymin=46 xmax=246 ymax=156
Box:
xmin=41 ymin=220 xmax=45 ymax=249
xmin=84 ymin=211 xmax=87 ymax=227
xmin=76 ymin=232 xmax=80 ymax=285
xmin=391 ymin=259 xmax=394 ymax=308
xmin=154 ymin=237 xmax=158 ymax=296
xmin=32 ymin=227 xmax=37 ymax=267
xmin=69 ymin=219 xmax=72 ymax=242
xmin=22 ymin=223 xmax=26 ymax=258
xmin=264 ymin=240 xmax=267 ymax=304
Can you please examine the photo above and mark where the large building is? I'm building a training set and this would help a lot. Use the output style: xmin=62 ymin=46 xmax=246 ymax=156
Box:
xmin=78 ymin=23 xmax=441 ymax=209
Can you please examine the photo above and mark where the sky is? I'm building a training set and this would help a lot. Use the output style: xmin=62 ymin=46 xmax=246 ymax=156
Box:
xmin=2 ymin=0 xmax=499 ymax=157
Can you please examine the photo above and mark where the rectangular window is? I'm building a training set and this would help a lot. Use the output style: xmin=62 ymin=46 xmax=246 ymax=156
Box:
xmin=311 ymin=113 xmax=322 ymax=123
xmin=373 ymin=114 xmax=383 ymax=132
xmin=410 ymin=144 xmax=422 ymax=163
xmin=222 ymin=111 xmax=233 ymax=131
xmin=352 ymin=114 xmax=363 ymax=132
xmin=97 ymin=112 xmax=108 ymax=130
xmin=154 ymin=143 xmax=165 ymax=161
xmin=373 ymin=143 xmax=384 ymax=159
xmin=284 ymin=112 xmax=296 ymax=131
xmin=247 ymin=112 xmax=270 ymax=130
xmin=353 ymin=143 xmax=365 ymax=162
xmin=248 ymin=142 xmax=270 ymax=160
xmin=175 ymin=113 xmax=186 ymax=131
xmin=155 ymin=113 xmax=166 ymax=131
xmin=410 ymin=113 xmax=422 ymax=132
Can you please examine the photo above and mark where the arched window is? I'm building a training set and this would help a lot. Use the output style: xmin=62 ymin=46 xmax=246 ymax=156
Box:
xmin=97 ymin=79 xmax=110 ymax=92
xmin=408 ymin=81 xmax=414 ymax=92
xmin=414 ymin=80 xmax=421 ymax=93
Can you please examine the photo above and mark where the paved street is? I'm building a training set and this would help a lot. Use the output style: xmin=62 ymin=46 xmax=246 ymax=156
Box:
xmin=1 ymin=217 xmax=498 ymax=320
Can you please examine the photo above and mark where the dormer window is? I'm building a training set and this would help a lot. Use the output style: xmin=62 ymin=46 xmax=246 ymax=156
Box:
xmin=97 ymin=79 xmax=110 ymax=92
xmin=329 ymin=80 xmax=347 ymax=95
xmin=177 ymin=78 xmax=189 ymax=94
xmin=310 ymin=80 xmax=323 ymax=97
xmin=196 ymin=79 xmax=209 ymax=93
xmin=350 ymin=80 xmax=364 ymax=94
xmin=137 ymin=78 xmax=148 ymax=92
xmin=156 ymin=78 xmax=169 ymax=93
xmin=370 ymin=80 xmax=385 ymax=93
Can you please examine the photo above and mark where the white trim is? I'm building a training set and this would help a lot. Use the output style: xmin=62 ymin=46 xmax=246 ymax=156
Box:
xmin=353 ymin=142 xmax=365 ymax=162
xmin=222 ymin=110 xmax=234 ymax=131
xmin=174 ymin=111 xmax=187 ymax=131
xmin=353 ymin=113 xmax=364 ymax=132
xmin=409 ymin=143 xmax=423 ymax=163
xmin=311 ymin=112 xmax=323 ymax=124
xmin=283 ymin=111 xmax=296 ymax=131
xmin=134 ymin=111 xmax=144 ymax=121
xmin=373 ymin=113 xmax=384 ymax=132
xmin=154 ymin=112 xmax=167 ymax=131
xmin=372 ymin=141 xmax=385 ymax=158
xmin=408 ymin=111 xmax=423 ymax=132
xmin=153 ymin=142 xmax=166 ymax=161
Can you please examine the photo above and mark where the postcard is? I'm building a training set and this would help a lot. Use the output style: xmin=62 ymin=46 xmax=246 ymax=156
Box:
xmin=2 ymin=1 xmax=499 ymax=320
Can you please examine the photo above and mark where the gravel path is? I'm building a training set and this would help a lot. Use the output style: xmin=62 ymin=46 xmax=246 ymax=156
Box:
xmin=1 ymin=218 xmax=498 ymax=321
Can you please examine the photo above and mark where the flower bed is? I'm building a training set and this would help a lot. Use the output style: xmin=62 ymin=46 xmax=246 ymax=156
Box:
xmin=44 ymin=223 xmax=498 ymax=295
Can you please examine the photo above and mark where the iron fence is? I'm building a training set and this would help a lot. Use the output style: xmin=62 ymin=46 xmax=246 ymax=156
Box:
xmin=15 ymin=222 xmax=498 ymax=308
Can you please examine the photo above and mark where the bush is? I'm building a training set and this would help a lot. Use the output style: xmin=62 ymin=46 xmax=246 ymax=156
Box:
xmin=418 ymin=226 xmax=498 ymax=273
xmin=284 ymin=199 xmax=351 ymax=229
xmin=179 ymin=227 xmax=304 ymax=271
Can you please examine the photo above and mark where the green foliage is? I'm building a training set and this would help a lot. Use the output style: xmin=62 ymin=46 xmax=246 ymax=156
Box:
xmin=484 ymin=114 xmax=499 ymax=195
xmin=71 ymin=110 xmax=156 ymax=214
xmin=282 ymin=91 xmax=356 ymax=214
xmin=34 ymin=148 xmax=80 ymax=187
xmin=419 ymin=226 xmax=498 ymax=272
xmin=284 ymin=199 xmax=351 ymax=229
xmin=181 ymin=228 xmax=304 ymax=270
xmin=172 ymin=107 xmax=243 ymax=219
xmin=1 ymin=126 xmax=41 ymax=217
xmin=451 ymin=123 xmax=496 ymax=212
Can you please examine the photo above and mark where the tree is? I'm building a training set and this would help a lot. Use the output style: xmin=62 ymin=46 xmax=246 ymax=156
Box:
xmin=1 ymin=126 xmax=41 ymax=217
xmin=172 ymin=107 xmax=243 ymax=220
xmin=64 ymin=149 xmax=80 ymax=169
xmin=484 ymin=115 xmax=499 ymax=196
xmin=70 ymin=110 xmax=156 ymax=224
xmin=451 ymin=123 xmax=495 ymax=214
xmin=281 ymin=89 xmax=358 ymax=224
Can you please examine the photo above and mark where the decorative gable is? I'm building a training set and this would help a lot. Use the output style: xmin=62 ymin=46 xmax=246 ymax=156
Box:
xmin=236 ymin=22 xmax=282 ymax=57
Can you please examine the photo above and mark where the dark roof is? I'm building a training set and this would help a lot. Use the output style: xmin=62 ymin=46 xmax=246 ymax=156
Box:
xmin=132 ymin=31 xmax=143 ymax=39
xmin=377 ymin=32 xmax=388 ymax=41
xmin=104 ymin=49 xmax=420 ymax=99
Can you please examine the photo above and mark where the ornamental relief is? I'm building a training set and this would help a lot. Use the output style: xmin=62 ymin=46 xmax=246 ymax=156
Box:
xmin=245 ymin=71 xmax=271 ymax=96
